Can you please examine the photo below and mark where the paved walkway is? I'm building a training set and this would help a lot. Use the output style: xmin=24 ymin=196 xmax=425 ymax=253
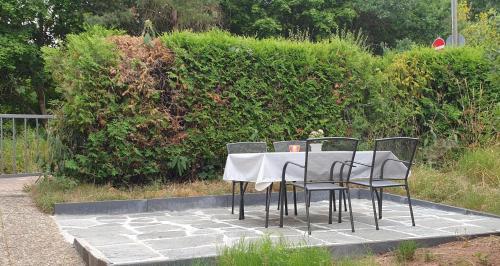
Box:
xmin=0 ymin=176 xmax=83 ymax=266
xmin=56 ymin=198 xmax=500 ymax=265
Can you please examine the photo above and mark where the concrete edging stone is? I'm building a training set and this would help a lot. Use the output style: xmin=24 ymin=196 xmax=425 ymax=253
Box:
xmin=54 ymin=188 xmax=500 ymax=220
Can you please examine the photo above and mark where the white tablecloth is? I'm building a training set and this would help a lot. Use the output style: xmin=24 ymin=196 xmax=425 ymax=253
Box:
xmin=223 ymin=151 xmax=408 ymax=191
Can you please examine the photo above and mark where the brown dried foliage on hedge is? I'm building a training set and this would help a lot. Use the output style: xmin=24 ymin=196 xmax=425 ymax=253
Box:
xmin=108 ymin=36 xmax=186 ymax=146
xmin=44 ymin=29 xmax=193 ymax=185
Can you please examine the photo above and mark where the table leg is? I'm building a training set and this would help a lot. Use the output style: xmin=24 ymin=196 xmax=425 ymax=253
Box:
xmin=239 ymin=182 xmax=246 ymax=220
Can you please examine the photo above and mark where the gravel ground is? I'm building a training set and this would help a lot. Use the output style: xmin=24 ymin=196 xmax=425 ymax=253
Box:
xmin=0 ymin=176 xmax=83 ymax=266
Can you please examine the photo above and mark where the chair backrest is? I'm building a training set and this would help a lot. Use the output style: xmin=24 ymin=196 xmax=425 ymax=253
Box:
xmin=273 ymin=140 xmax=307 ymax=152
xmin=226 ymin=142 xmax=267 ymax=154
xmin=304 ymin=137 xmax=359 ymax=183
xmin=370 ymin=137 xmax=419 ymax=181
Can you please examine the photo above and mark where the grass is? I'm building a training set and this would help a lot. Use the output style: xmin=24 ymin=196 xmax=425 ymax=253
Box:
xmin=457 ymin=146 xmax=499 ymax=186
xmin=0 ymin=129 xmax=50 ymax=174
xmin=26 ymin=177 xmax=250 ymax=213
xmin=333 ymin=256 xmax=378 ymax=266
xmin=394 ymin=240 xmax=418 ymax=262
xmin=27 ymin=145 xmax=499 ymax=215
xmin=387 ymin=145 xmax=500 ymax=215
xmin=218 ymin=236 xmax=332 ymax=266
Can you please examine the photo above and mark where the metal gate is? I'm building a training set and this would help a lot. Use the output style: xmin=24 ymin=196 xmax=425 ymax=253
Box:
xmin=0 ymin=114 xmax=54 ymax=178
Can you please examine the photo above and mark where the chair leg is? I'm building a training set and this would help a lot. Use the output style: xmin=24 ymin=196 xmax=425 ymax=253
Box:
xmin=333 ymin=190 xmax=336 ymax=212
xmin=265 ymin=185 xmax=271 ymax=228
xmin=374 ymin=188 xmax=382 ymax=219
xmin=293 ymin=185 xmax=297 ymax=216
xmin=284 ymin=184 xmax=288 ymax=216
xmin=370 ymin=188 xmax=379 ymax=230
xmin=277 ymin=182 xmax=281 ymax=210
xmin=329 ymin=191 xmax=333 ymax=224
xmin=306 ymin=190 xmax=311 ymax=235
xmin=405 ymin=185 xmax=416 ymax=226
xmin=346 ymin=188 xmax=355 ymax=232
xmin=338 ymin=188 xmax=343 ymax=223
xmin=279 ymin=180 xmax=285 ymax=228
xmin=342 ymin=190 xmax=347 ymax=211
xmin=231 ymin=181 xmax=236 ymax=214
xmin=269 ymin=183 xmax=273 ymax=205
xmin=379 ymin=188 xmax=383 ymax=219
xmin=343 ymin=190 xmax=348 ymax=211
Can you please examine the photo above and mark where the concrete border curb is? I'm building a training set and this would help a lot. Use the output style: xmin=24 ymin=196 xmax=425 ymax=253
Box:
xmin=54 ymin=189 xmax=500 ymax=220
xmin=74 ymin=238 xmax=110 ymax=266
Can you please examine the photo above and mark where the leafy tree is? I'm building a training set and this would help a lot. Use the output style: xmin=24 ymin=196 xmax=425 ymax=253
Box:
xmin=459 ymin=1 xmax=498 ymax=48
xmin=350 ymin=0 xmax=450 ymax=53
xmin=466 ymin=0 xmax=500 ymax=17
xmin=221 ymin=0 xmax=357 ymax=40
xmin=459 ymin=1 xmax=499 ymax=86
xmin=0 ymin=0 xmax=84 ymax=114
xmin=84 ymin=0 xmax=222 ymax=36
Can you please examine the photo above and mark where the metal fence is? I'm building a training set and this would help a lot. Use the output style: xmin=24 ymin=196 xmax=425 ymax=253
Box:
xmin=0 ymin=114 xmax=54 ymax=178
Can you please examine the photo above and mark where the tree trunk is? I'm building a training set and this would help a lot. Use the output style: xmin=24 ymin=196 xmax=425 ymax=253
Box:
xmin=36 ymin=87 xmax=47 ymax=115
xmin=171 ymin=9 xmax=178 ymax=30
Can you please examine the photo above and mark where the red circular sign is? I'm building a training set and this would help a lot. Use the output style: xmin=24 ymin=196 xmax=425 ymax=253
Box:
xmin=432 ymin=37 xmax=446 ymax=50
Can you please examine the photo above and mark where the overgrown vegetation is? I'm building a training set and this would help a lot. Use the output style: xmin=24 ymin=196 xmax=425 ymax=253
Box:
xmin=26 ymin=178 xmax=241 ymax=213
xmin=217 ymin=236 xmax=500 ymax=265
xmin=218 ymin=236 xmax=332 ymax=266
xmin=395 ymin=145 xmax=500 ymax=215
xmin=395 ymin=241 xmax=418 ymax=262
xmin=0 ymin=127 xmax=50 ymax=174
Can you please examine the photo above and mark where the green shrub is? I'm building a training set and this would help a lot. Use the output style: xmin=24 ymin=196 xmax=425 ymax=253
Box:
xmin=44 ymin=26 xmax=182 ymax=185
xmin=218 ymin=236 xmax=331 ymax=266
xmin=395 ymin=240 xmax=418 ymax=262
xmin=385 ymin=47 xmax=498 ymax=150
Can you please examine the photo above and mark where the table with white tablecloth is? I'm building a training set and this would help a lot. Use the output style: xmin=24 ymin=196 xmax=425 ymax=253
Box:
xmin=223 ymin=151 xmax=409 ymax=219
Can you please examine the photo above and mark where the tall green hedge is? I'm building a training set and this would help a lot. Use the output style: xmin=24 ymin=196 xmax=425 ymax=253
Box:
xmin=385 ymin=47 xmax=498 ymax=146
xmin=44 ymin=28 xmax=498 ymax=185
xmin=162 ymin=31 xmax=391 ymax=179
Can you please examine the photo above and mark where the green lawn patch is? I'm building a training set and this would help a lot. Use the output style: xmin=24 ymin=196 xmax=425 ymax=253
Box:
xmin=219 ymin=236 xmax=331 ymax=266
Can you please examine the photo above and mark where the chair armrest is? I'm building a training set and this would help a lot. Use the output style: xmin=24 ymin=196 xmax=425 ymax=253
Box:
xmin=380 ymin=158 xmax=413 ymax=179
xmin=284 ymin=161 xmax=305 ymax=169
xmin=330 ymin=161 xmax=357 ymax=182
xmin=281 ymin=161 xmax=304 ymax=183
xmin=346 ymin=160 xmax=372 ymax=167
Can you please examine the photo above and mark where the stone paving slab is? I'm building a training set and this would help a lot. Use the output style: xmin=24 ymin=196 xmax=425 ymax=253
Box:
xmin=54 ymin=198 xmax=500 ymax=265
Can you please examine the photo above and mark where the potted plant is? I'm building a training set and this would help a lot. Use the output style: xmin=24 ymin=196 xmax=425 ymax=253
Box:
xmin=308 ymin=129 xmax=324 ymax=152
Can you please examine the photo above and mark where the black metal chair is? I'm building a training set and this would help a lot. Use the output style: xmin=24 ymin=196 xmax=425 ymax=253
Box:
xmin=226 ymin=142 xmax=267 ymax=219
xmin=266 ymin=137 xmax=359 ymax=234
xmin=348 ymin=137 xmax=418 ymax=230
xmin=272 ymin=140 xmax=306 ymax=216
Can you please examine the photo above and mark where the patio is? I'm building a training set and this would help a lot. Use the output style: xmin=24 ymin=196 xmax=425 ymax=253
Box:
xmin=55 ymin=197 xmax=500 ymax=265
